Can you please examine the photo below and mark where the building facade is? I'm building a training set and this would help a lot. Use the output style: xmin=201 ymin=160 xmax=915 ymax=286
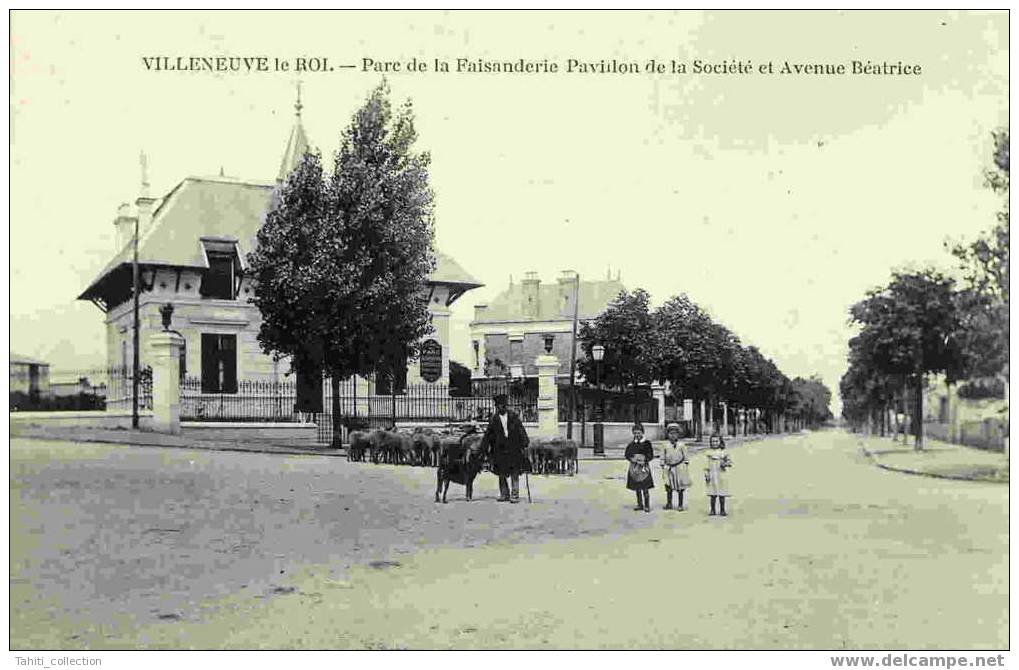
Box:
xmin=79 ymin=98 xmax=482 ymax=393
xmin=10 ymin=354 xmax=51 ymax=397
xmin=469 ymin=270 xmax=625 ymax=379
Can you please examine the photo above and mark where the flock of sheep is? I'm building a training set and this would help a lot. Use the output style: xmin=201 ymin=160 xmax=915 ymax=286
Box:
xmin=344 ymin=424 xmax=579 ymax=475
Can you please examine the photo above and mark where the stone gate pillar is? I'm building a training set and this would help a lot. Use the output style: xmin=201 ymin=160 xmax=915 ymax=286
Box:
xmin=535 ymin=353 xmax=560 ymax=439
xmin=150 ymin=332 xmax=184 ymax=434
xmin=651 ymin=383 xmax=666 ymax=431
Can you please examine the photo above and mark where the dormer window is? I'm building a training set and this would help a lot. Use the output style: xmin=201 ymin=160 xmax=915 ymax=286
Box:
xmin=200 ymin=238 xmax=242 ymax=300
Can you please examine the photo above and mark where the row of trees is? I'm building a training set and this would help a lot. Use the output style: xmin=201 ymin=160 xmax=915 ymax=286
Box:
xmin=246 ymin=81 xmax=835 ymax=442
xmin=840 ymin=129 xmax=1009 ymax=449
xmin=575 ymin=288 xmax=833 ymax=436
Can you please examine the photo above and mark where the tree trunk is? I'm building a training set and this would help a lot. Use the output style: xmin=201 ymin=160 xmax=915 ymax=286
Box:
xmin=914 ymin=374 xmax=925 ymax=451
xmin=391 ymin=372 xmax=397 ymax=429
xmin=945 ymin=380 xmax=957 ymax=444
xmin=1002 ymin=372 xmax=1009 ymax=459
xmin=330 ymin=376 xmax=342 ymax=448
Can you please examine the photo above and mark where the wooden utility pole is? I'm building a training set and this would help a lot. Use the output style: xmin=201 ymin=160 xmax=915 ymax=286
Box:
xmin=131 ymin=209 xmax=140 ymax=429
xmin=566 ymin=272 xmax=580 ymax=440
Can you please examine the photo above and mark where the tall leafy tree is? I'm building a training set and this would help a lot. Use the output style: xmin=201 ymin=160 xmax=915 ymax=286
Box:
xmin=329 ymin=83 xmax=437 ymax=389
xmin=848 ymin=269 xmax=967 ymax=449
xmin=248 ymin=151 xmax=331 ymax=381
xmin=576 ymin=289 xmax=656 ymax=393
xmin=949 ymin=128 xmax=1009 ymax=381
xmin=951 ymin=128 xmax=1009 ymax=305
xmin=652 ymin=295 xmax=745 ymax=437
xmin=788 ymin=376 xmax=833 ymax=428
xmin=248 ymin=82 xmax=436 ymax=444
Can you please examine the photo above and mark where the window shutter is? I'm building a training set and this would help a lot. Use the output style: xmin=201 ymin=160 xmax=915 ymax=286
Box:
xmin=201 ymin=334 xmax=218 ymax=393
xmin=221 ymin=335 xmax=237 ymax=393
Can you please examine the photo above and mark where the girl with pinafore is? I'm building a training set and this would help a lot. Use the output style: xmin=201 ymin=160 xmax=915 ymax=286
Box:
xmin=624 ymin=422 xmax=655 ymax=513
xmin=660 ymin=422 xmax=692 ymax=510
xmin=704 ymin=437 xmax=733 ymax=516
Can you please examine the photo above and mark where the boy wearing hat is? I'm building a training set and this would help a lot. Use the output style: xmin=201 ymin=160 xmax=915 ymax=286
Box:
xmin=660 ymin=422 xmax=692 ymax=510
xmin=481 ymin=394 xmax=530 ymax=503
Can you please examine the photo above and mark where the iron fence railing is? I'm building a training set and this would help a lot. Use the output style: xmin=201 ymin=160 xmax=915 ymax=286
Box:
xmin=561 ymin=386 xmax=659 ymax=424
xmin=17 ymin=366 xmax=152 ymax=412
xmin=178 ymin=374 xmax=541 ymax=446
xmin=180 ymin=376 xmax=309 ymax=423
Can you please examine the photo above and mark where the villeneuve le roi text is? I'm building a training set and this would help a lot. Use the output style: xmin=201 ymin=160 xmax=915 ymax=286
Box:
xmin=140 ymin=55 xmax=923 ymax=77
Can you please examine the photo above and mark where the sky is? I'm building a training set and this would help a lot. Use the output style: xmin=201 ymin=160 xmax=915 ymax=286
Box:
xmin=9 ymin=10 xmax=1009 ymax=414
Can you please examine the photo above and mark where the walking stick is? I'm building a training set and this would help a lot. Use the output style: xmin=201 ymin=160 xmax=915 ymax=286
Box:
xmin=525 ymin=469 xmax=531 ymax=503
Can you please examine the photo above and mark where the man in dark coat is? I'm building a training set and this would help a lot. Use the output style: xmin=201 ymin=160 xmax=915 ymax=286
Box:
xmin=481 ymin=394 xmax=530 ymax=503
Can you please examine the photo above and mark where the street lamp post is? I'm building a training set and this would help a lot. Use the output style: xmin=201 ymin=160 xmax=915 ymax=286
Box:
xmin=592 ymin=344 xmax=605 ymax=456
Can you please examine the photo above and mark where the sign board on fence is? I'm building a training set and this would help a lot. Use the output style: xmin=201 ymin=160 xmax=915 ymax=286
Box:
xmin=682 ymin=399 xmax=694 ymax=421
xmin=419 ymin=339 xmax=442 ymax=383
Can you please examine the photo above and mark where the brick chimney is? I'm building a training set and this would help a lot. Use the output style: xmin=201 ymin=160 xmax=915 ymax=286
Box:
xmin=521 ymin=271 xmax=540 ymax=319
xmin=557 ymin=270 xmax=579 ymax=318
xmin=473 ymin=303 xmax=489 ymax=322
xmin=114 ymin=202 xmax=137 ymax=251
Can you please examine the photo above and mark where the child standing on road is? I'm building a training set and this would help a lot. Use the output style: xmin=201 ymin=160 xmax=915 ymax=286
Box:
xmin=624 ymin=422 xmax=655 ymax=513
xmin=704 ymin=438 xmax=733 ymax=516
xmin=660 ymin=423 xmax=692 ymax=510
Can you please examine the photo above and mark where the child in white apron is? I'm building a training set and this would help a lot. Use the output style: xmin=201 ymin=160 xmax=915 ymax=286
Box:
xmin=704 ymin=440 xmax=733 ymax=516
xmin=624 ymin=422 xmax=655 ymax=513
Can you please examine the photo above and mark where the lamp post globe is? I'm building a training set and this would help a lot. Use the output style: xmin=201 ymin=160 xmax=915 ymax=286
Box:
xmin=592 ymin=344 xmax=605 ymax=455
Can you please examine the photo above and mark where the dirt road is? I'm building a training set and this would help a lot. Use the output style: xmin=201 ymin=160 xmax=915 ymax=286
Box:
xmin=10 ymin=431 xmax=1007 ymax=649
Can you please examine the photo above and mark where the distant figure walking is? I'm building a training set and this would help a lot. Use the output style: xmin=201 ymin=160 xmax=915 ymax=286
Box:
xmin=704 ymin=438 xmax=733 ymax=516
xmin=481 ymin=394 xmax=530 ymax=503
xmin=624 ymin=422 xmax=655 ymax=513
xmin=660 ymin=422 xmax=692 ymax=511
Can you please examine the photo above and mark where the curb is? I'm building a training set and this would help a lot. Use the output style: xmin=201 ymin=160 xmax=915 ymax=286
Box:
xmin=857 ymin=444 xmax=1007 ymax=484
xmin=15 ymin=427 xmax=784 ymax=464
xmin=13 ymin=429 xmax=348 ymax=459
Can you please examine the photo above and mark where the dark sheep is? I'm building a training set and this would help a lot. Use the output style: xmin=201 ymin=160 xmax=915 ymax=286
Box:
xmin=347 ymin=430 xmax=371 ymax=462
xmin=435 ymin=432 xmax=487 ymax=503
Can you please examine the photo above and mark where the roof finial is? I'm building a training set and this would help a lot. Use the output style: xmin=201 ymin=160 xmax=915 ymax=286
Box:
xmin=295 ymin=80 xmax=303 ymax=119
xmin=139 ymin=150 xmax=150 ymax=197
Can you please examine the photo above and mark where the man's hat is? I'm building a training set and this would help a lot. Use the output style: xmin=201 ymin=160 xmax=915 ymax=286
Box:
xmin=632 ymin=422 xmax=645 ymax=433
xmin=666 ymin=422 xmax=682 ymax=435
xmin=493 ymin=394 xmax=509 ymax=405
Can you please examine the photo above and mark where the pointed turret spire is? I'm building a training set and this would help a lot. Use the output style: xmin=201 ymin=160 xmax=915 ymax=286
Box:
xmin=277 ymin=81 xmax=311 ymax=183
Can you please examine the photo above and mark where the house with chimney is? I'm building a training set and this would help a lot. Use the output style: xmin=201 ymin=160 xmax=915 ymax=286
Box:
xmin=78 ymin=94 xmax=482 ymax=396
xmin=469 ymin=270 xmax=625 ymax=380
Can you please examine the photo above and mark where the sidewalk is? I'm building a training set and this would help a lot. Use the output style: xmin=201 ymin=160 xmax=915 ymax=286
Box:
xmin=856 ymin=433 xmax=1008 ymax=483
xmin=12 ymin=421 xmax=780 ymax=461
xmin=578 ymin=432 xmax=773 ymax=461
xmin=10 ymin=423 xmax=345 ymax=457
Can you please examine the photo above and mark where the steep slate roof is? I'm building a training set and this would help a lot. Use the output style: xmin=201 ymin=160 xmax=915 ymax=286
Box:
xmin=431 ymin=252 xmax=483 ymax=288
xmin=80 ymin=176 xmax=482 ymax=300
xmin=476 ymin=277 xmax=626 ymax=323
xmin=79 ymin=177 xmax=275 ymax=300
